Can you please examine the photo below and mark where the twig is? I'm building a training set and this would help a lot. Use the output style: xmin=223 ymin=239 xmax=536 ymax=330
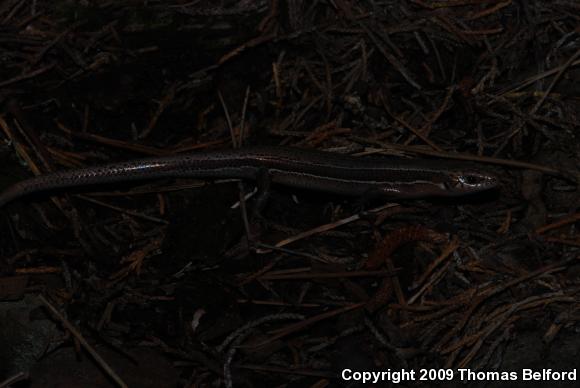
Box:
xmin=38 ymin=294 xmax=128 ymax=388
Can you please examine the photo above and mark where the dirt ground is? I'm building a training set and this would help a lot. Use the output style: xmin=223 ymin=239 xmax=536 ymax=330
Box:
xmin=0 ymin=1 xmax=579 ymax=387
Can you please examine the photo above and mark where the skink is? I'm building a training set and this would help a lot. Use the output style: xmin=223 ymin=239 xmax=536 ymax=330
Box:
xmin=0 ymin=146 xmax=498 ymax=208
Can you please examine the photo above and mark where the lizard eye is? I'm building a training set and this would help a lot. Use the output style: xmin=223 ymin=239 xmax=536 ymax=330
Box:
xmin=459 ymin=174 xmax=481 ymax=186
xmin=448 ymin=171 xmax=498 ymax=193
